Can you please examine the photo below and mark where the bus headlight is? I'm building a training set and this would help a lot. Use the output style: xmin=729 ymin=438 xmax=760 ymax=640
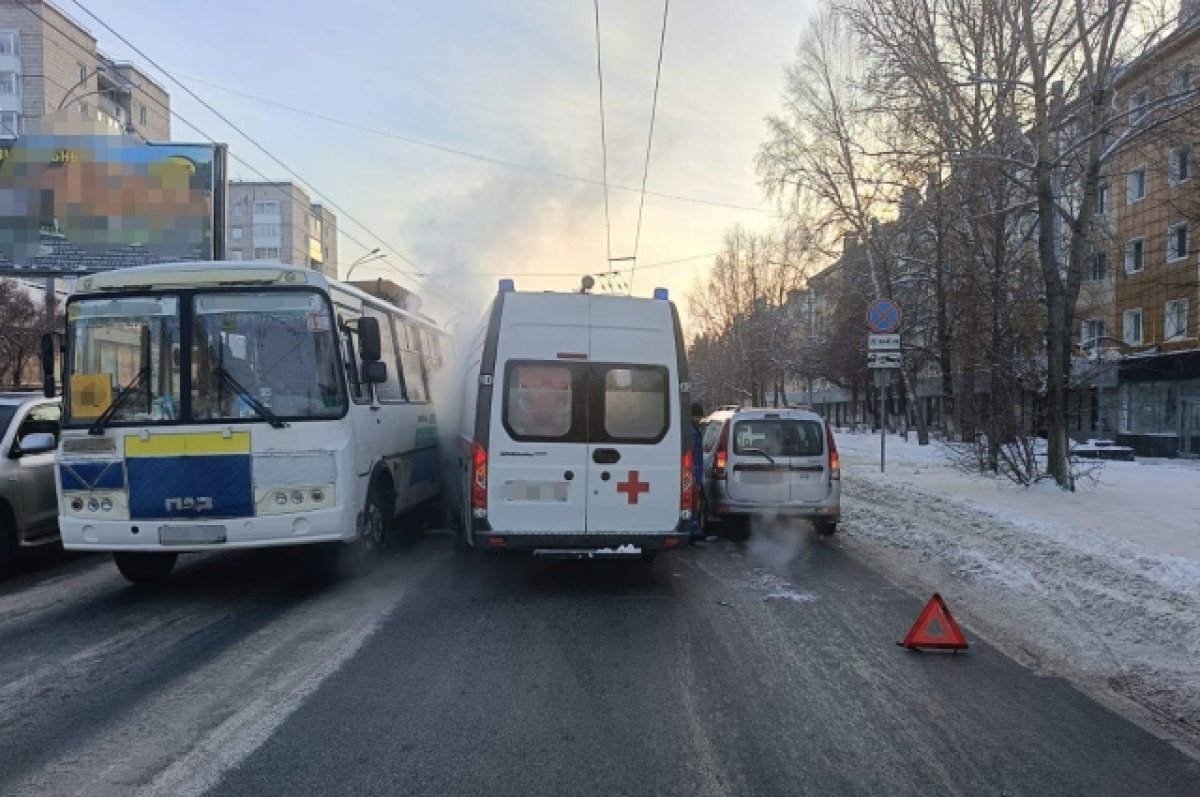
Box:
xmin=70 ymin=497 xmax=84 ymax=512
xmin=100 ymin=498 xmax=113 ymax=512
xmin=87 ymin=498 xmax=100 ymax=512
xmin=291 ymin=490 xmax=304 ymax=505
xmin=310 ymin=488 xmax=325 ymax=503
xmin=275 ymin=492 xmax=288 ymax=506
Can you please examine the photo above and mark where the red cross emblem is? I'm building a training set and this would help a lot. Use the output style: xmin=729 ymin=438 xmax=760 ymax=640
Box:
xmin=616 ymin=471 xmax=650 ymax=505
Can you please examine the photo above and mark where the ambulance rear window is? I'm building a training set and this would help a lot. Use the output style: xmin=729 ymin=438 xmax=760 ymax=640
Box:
xmin=602 ymin=366 xmax=668 ymax=441
xmin=506 ymin=363 xmax=576 ymax=439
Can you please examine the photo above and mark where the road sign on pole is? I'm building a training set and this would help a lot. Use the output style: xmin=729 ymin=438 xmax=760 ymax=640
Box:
xmin=867 ymin=351 xmax=904 ymax=369
xmin=868 ymin=333 xmax=901 ymax=350
xmin=866 ymin=299 xmax=902 ymax=334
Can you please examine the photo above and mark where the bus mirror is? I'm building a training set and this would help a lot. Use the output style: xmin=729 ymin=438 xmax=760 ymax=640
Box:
xmin=40 ymin=333 xmax=56 ymax=398
xmin=358 ymin=317 xmax=382 ymax=361
xmin=361 ymin=360 xmax=388 ymax=384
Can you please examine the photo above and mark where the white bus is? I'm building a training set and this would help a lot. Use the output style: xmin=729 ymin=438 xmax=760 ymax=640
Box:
xmin=52 ymin=261 xmax=445 ymax=583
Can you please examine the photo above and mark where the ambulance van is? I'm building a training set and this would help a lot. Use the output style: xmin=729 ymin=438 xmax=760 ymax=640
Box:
xmin=455 ymin=279 xmax=693 ymax=560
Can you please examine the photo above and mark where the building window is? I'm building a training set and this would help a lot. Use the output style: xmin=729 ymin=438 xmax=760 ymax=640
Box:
xmin=253 ymin=247 xmax=280 ymax=261
xmin=1125 ymin=237 xmax=1145 ymax=273
xmin=231 ymin=227 xmax=244 ymax=241
xmin=1081 ymin=318 xmax=1106 ymax=346
xmin=139 ymin=103 xmax=147 ymax=125
xmin=0 ymin=71 xmax=17 ymax=95
xmin=231 ymin=204 xmax=244 ymax=220
xmin=252 ymin=200 xmax=280 ymax=216
xmin=253 ymin=223 xmax=280 ymax=239
xmin=230 ymin=249 xmax=243 ymax=260
xmin=1167 ymin=222 xmax=1189 ymax=262
xmin=76 ymin=63 xmax=87 ymax=85
xmin=1095 ymin=181 xmax=1109 ymax=214
xmin=1171 ymin=63 xmax=1195 ymax=95
xmin=0 ymin=110 xmax=19 ymax=137
xmin=1128 ymin=90 xmax=1148 ymax=124
xmin=1127 ymin=166 xmax=1147 ymax=202
xmin=1089 ymin=250 xmax=1108 ymax=281
xmin=1169 ymin=146 xmax=1191 ymax=184
xmin=1123 ymin=309 xmax=1143 ymax=345
xmin=0 ymin=32 xmax=19 ymax=56
xmin=1165 ymin=299 xmax=1189 ymax=341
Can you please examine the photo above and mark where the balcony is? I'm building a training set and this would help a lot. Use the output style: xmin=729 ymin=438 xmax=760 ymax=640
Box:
xmin=96 ymin=95 xmax=128 ymax=128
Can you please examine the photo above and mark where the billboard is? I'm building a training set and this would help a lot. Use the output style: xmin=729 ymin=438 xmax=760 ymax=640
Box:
xmin=0 ymin=131 xmax=227 ymax=273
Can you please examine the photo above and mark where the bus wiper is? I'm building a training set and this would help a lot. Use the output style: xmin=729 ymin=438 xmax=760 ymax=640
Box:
xmin=741 ymin=447 xmax=776 ymax=464
xmin=89 ymin=367 xmax=151 ymax=436
xmin=213 ymin=367 xmax=288 ymax=429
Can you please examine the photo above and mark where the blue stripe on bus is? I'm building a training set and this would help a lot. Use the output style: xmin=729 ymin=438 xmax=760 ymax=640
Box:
xmin=59 ymin=462 xmax=126 ymax=491
xmin=127 ymin=454 xmax=254 ymax=519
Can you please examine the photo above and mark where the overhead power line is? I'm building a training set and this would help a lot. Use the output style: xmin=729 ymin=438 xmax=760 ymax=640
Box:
xmin=352 ymin=251 xmax=718 ymax=279
xmin=629 ymin=0 xmax=671 ymax=295
xmin=67 ymin=0 xmax=426 ymax=277
xmin=173 ymin=73 xmax=772 ymax=215
xmin=592 ymin=0 xmax=614 ymax=273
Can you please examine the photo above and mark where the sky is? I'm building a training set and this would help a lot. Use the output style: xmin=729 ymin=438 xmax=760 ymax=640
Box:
xmin=70 ymin=0 xmax=815 ymax=328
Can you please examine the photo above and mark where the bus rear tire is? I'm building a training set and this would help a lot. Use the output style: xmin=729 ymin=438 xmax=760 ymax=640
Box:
xmin=114 ymin=552 xmax=177 ymax=584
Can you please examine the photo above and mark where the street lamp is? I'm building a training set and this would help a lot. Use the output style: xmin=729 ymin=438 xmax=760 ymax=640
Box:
xmin=344 ymin=248 xmax=383 ymax=281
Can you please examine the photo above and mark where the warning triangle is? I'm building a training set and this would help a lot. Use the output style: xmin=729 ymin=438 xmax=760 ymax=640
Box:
xmin=901 ymin=593 xmax=968 ymax=651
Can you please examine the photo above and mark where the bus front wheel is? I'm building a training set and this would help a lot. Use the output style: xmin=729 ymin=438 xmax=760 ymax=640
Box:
xmin=114 ymin=552 xmax=177 ymax=584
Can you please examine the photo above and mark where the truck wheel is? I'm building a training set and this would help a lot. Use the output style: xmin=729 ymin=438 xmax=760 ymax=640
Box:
xmin=113 ymin=552 xmax=177 ymax=583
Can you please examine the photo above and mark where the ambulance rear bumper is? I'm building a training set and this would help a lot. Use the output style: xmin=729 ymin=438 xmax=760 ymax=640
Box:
xmin=470 ymin=530 xmax=689 ymax=552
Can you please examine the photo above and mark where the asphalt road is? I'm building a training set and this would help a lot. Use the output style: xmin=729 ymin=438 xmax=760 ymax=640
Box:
xmin=1 ymin=526 xmax=1198 ymax=797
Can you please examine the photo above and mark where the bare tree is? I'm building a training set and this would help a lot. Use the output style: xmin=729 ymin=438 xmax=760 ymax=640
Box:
xmin=0 ymin=278 xmax=43 ymax=388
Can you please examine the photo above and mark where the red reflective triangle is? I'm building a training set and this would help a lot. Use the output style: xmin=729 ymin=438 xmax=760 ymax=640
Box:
xmin=902 ymin=593 xmax=968 ymax=650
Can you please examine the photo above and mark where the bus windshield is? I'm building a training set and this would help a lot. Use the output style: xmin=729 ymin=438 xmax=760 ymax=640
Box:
xmin=191 ymin=292 xmax=345 ymax=420
xmin=65 ymin=296 xmax=181 ymax=426
xmin=65 ymin=290 xmax=346 ymax=426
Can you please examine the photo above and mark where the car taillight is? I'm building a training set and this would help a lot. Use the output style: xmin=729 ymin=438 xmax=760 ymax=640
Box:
xmin=471 ymin=441 xmax=488 ymax=511
xmin=825 ymin=421 xmax=840 ymax=480
xmin=714 ymin=422 xmax=730 ymax=478
xmin=681 ymin=449 xmax=694 ymax=518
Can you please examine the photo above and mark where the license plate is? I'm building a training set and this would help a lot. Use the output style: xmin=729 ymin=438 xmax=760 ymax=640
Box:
xmin=505 ymin=481 xmax=568 ymax=502
xmin=158 ymin=525 xmax=227 ymax=545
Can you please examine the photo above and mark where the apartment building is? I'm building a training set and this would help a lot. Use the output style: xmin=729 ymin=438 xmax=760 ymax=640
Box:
xmin=1093 ymin=5 xmax=1200 ymax=455
xmin=226 ymin=182 xmax=338 ymax=278
xmin=0 ymin=0 xmax=170 ymax=140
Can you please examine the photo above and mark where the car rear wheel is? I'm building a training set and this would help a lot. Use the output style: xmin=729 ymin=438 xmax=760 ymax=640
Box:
xmin=0 ymin=519 xmax=15 ymax=575
xmin=113 ymin=552 xmax=177 ymax=583
xmin=814 ymin=520 xmax=838 ymax=536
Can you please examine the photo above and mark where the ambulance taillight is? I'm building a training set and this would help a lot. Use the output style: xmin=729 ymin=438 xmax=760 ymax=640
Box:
xmin=472 ymin=441 xmax=488 ymax=515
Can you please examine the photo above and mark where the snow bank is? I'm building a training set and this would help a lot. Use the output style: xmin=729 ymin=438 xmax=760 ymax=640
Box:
xmin=835 ymin=430 xmax=1200 ymax=744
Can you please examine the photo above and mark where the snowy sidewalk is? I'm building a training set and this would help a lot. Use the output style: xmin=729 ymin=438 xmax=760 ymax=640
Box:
xmin=835 ymin=431 xmax=1200 ymax=749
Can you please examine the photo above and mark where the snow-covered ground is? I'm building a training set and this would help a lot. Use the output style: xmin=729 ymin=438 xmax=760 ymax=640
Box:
xmin=834 ymin=430 xmax=1200 ymax=748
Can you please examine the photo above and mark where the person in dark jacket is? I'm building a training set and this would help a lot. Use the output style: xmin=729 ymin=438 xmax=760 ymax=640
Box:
xmin=690 ymin=402 xmax=705 ymax=543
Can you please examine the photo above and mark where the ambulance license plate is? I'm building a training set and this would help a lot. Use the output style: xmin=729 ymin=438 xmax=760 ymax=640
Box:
xmin=506 ymin=481 xmax=569 ymax=502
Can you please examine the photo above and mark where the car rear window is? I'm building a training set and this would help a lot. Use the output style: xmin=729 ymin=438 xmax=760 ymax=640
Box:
xmin=602 ymin=366 xmax=667 ymax=441
xmin=0 ymin=405 xmax=15 ymax=439
xmin=733 ymin=419 xmax=824 ymax=457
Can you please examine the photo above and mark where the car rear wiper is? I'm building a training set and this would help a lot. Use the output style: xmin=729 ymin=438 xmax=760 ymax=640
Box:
xmin=213 ymin=367 xmax=288 ymax=429
xmin=740 ymin=447 xmax=775 ymax=464
xmin=89 ymin=367 xmax=151 ymax=436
